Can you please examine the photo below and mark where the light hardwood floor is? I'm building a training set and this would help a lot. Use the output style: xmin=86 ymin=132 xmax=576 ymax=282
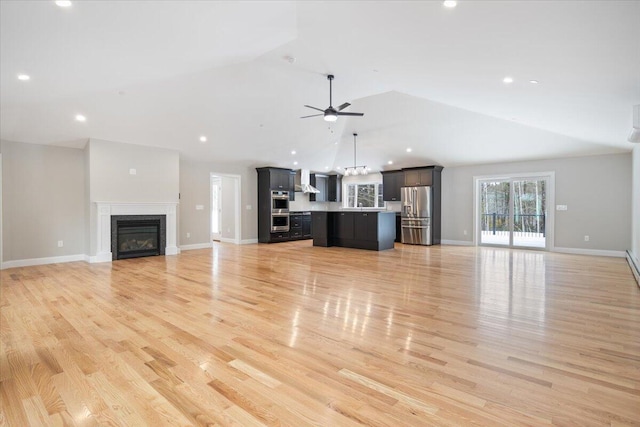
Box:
xmin=1 ymin=242 xmax=639 ymax=426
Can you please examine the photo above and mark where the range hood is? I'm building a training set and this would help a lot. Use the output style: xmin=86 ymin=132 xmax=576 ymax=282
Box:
xmin=294 ymin=169 xmax=320 ymax=194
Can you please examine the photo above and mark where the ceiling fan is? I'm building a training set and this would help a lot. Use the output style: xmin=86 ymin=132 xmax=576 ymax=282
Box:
xmin=301 ymin=74 xmax=364 ymax=122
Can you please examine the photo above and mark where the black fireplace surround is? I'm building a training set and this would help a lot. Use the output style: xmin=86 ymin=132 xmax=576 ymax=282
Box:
xmin=111 ymin=215 xmax=166 ymax=260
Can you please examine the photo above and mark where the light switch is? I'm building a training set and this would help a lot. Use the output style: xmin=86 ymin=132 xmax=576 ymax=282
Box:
xmin=246 ymin=205 xmax=252 ymax=210
xmin=196 ymin=205 xmax=204 ymax=210
xmin=129 ymin=168 xmax=137 ymax=175
xmin=556 ymin=205 xmax=567 ymax=211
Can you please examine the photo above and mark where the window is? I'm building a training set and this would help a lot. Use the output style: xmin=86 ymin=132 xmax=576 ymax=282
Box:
xmin=344 ymin=183 xmax=384 ymax=208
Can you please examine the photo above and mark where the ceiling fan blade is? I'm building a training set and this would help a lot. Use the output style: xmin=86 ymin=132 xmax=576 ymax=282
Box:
xmin=337 ymin=102 xmax=351 ymax=111
xmin=336 ymin=112 xmax=364 ymax=117
xmin=300 ymin=113 xmax=324 ymax=119
xmin=304 ymin=105 xmax=325 ymax=112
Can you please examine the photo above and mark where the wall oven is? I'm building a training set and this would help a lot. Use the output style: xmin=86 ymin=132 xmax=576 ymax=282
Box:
xmin=271 ymin=213 xmax=290 ymax=232
xmin=271 ymin=191 xmax=290 ymax=212
xmin=271 ymin=191 xmax=290 ymax=232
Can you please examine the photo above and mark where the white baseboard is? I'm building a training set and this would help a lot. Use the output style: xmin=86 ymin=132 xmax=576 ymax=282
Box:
xmin=180 ymin=243 xmax=213 ymax=251
xmin=219 ymin=237 xmax=239 ymax=244
xmin=90 ymin=252 xmax=113 ymax=263
xmin=553 ymin=247 xmax=626 ymax=258
xmin=165 ymin=245 xmax=180 ymax=255
xmin=441 ymin=239 xmax=474 ymax=246
xmin=626 ymin=250 xmax=640 ymax=286
xmin=1 ymin=254 xmax=89 ymax=270
xmin=241 ymin=239 xmax=258 ymax=244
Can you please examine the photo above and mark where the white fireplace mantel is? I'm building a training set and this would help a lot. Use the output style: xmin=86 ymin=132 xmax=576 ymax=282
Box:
xmin=92 ymin=202 xmax=179 ymax=263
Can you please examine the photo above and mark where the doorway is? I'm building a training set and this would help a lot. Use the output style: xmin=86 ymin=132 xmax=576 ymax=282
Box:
xmin=211 ymin=176 xmax=222 ymax=242
xmin=476 ymin=174 xmax=553 ymax=250
xmin=210 ymin=173 xmax=242 ymax=244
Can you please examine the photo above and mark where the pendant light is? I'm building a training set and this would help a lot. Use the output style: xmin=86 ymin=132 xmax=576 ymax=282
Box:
xmin=344 ymin=133 xmax=368 ymax=176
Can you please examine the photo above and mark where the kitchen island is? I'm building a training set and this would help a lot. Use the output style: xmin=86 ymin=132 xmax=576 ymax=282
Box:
xmin=311 ymin=211 xmax=396 ymax=251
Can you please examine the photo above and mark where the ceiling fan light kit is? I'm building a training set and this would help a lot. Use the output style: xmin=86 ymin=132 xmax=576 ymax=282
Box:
xmin=301 ymin=74 xmax=364 ymax=122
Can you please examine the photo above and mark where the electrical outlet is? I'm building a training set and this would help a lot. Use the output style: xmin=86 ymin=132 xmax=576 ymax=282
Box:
xmin=196 ymin=205 xmax=204 ymax=210
xmin=186 ymin=232 xmax=190 ymax=238
xmin=556 ymin=205 xmax=568 ymax=211
xmin=246 ymin=205 xmax=252 ymax=210
xmin=584 ymin=235 xmax=590 ymax=242
xmin=57 ymin=240 xmax=63 ymax=247
xmin=129 ymin=168 xmax=137 ymax=175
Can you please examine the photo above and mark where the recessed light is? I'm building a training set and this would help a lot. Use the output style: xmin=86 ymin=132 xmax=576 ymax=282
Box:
xmin=406 ymin=148 xmax=412 ymax=153
xmin=17 ymin=74 xmax=30 ymax=81
xmin=199 ymin=136 xmax=207 ymax=143
xmin=293 ymin=161 xmax=298 ymax=166
xmin=55 ymin=1 xmax=72 ymax=7
xmin=503 ymin=76 xmax=514 ymax=84
xmin=443 ymin=0 xmax=457 ymax=8
xmin=75 ymin=114 xmax=86 ymax=122
xmin=337 ymin=166 xmax=342 ymax=170
xmin=529 ymin=80 xmax=539 ymax=84
xmin=291 ymin=150 xmax=296 ymax=155
xmin=325 ymin=166 xmax=329 ymax=170
xmin=388 ymin=161 xmax=393 ymax=165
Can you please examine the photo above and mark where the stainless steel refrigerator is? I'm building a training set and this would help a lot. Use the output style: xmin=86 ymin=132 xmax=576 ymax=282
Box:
xmin=401 ymin=186 xmax=432 ymax=245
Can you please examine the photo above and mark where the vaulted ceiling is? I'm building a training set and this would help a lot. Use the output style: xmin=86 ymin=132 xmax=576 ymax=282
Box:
xmin=1 ymin=1 xmax=639 ymax=171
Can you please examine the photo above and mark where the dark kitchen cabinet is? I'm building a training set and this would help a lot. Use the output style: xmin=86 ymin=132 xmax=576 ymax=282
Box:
xmin=334 ymin=212 xmax=354 ymax=241
xmin=270 ymin=231 xmax=290 ymax=242
xmin=311 ymin=211 xmax=395 ymax=251
xmin=310 ymin=174 xmax=328 ymax=202
xmin=404 ymin=168 xmax=433 ymax=186
xmin=256 ymin=167 xmax=296 ymax=243
xmin=382 ymin=170 xmax=404 ymax=201
xmin=290 ymin=214 xmax=302 ymax=239
xmin=289 ymin=213 xmax=311 ymax=240
xmin=353 ymin=212 xmax=377 ymax=241
xmin=327 ymin=175 xmax=342 ymax=202
xmin=311 ymin=211 xmax=331 ymax=247
xmin=270 ymin=168 xmax=294 ymax=191
xmin=302 ymin=215 xmax=311 ymax=238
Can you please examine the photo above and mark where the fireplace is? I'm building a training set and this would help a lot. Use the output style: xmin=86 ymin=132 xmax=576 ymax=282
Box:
xmin=111 ymin=215 xmax=166 ymax=260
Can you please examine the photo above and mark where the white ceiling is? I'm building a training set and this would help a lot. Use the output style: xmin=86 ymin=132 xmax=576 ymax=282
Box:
xmin=1 ymin=0 xmax=639 ymax=171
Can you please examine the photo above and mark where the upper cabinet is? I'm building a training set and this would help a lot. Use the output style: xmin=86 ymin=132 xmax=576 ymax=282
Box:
xmin=381 ymin=170 xmax=404 ymax=201
xmin=404 ymin=168 xmax=433 ymax=186
xmin=402 ymin=166 xmax=444 ymax=187
xmin=310 ymin=174 xmax=328 ymax=202
xmin=256 ymin=167 xmax=295 ymax=201
xmin=327 ymin=174 xmax=342 ymax=202
xmin=311 ymin=173 xmax=342 ymax=202
xmin=270 ymin=168 xmax=295 ymax=191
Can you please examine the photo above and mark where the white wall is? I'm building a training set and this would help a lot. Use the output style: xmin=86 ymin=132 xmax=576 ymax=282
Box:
xmin=441 ymin=153 xmax=632 ymax=252
xmin=1 ymin=140 xmax=85 ymax=262
xmin=179 ymin=158 xmax=257 ymax=246
xmin=86 ymin=139 xmax=180 ymax=256
xmin=631 ymin=145 xmax=640 ymax=266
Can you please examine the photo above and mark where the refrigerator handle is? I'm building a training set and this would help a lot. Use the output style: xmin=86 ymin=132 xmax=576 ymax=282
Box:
xmin=413 ymin=188 xmax=417 ymax=216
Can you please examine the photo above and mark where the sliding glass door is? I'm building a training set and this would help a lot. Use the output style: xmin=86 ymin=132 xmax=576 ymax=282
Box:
xmin=478 ymin=176 xmax=548 ymax=249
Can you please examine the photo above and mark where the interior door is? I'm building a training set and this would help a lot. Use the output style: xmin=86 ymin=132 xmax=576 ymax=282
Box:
xmin=211 ymin=177 xmax=222 ymax=241
xmin=478 ymin=177 xmax=548 ymax=249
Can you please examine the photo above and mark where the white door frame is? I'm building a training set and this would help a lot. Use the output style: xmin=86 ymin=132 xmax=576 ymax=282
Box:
xmin=210 ymin=172 xmax=242 ymax=244
xmin=473 ymin=171 xmax=555 ymax=251
xmin=210 ymin=176 xmax=222 ymax=241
